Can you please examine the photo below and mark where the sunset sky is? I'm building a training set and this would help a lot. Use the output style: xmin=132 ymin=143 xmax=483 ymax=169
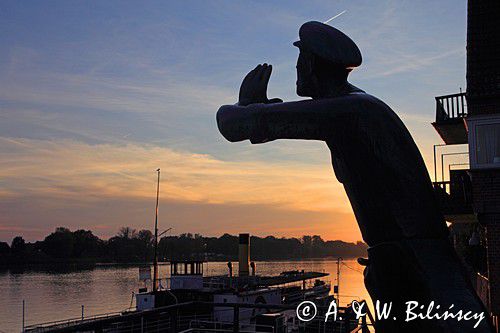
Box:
xmin=0 ymin=0 xmax=470 ymax=242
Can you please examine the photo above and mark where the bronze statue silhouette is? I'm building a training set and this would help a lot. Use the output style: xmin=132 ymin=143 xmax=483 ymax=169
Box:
xmin=216 ymin=22 xmax=492 ymax=332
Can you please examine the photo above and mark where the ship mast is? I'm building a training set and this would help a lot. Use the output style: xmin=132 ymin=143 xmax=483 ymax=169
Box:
xmin=153 ymin=168 xmax=160 ymax=292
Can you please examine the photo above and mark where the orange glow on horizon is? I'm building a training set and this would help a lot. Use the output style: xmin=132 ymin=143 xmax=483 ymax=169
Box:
xmin=0 ymin=137 xmax=363 ymax=242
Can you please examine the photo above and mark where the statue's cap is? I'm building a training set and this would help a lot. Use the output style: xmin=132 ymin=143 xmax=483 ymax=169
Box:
xmin=293 ymin=21 xmax=362 ymax=68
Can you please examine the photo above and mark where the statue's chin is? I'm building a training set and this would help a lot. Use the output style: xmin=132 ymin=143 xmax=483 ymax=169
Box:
xmin=296 ymin=83 xmax=305 ymax=97
xmin=296 ymin=79 xmax=317 ymax=98
xmin=296 ymin=86 xmax=313 ymax=98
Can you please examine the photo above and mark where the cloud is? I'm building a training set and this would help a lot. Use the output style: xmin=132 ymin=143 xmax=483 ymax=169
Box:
xmin=0 ymin=137 xmax=349 ymax=210
xmin=0 ymin=194 xmax=359 ymax=243
xmin=0 ymin=137 xmax=359 ymax=241
xmin=0 ymin=68 xmax=234 ymax=116
xmin=365 ymin=47 xmax=464 ymax=79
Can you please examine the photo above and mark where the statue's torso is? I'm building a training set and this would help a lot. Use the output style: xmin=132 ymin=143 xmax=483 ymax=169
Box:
xmin=323 ymin=93 xmax=448 ymax=246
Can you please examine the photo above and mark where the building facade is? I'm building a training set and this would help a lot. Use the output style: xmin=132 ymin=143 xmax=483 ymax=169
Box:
xmin=431 ymin=1 xmax=500 ymax=331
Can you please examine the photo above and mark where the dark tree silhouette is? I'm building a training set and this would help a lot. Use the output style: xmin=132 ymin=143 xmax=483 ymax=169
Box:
xmin=11 ymin=236 xmax=26 ymax=256
xmin=1 ymin=228 xmax=368 ymax=266
xmin=72 ymin=229 xmax=102 ymax=258
xmin=0 ymin=241 xmax=10 ymax=256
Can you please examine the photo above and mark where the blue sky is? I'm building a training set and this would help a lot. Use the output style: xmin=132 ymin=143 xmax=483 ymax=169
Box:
xmin=0 ymin=0 xmax=469 ymax=242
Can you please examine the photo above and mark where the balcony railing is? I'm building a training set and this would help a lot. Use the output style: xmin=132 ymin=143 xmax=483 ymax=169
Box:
xmin=435 ymin=92 xmax=467 ymax=122
xmin=475 ymin=273 xmax=490 ymax=310
xmin=433 ymin=169 xmax=473 ymax=217
xmin=432 ymin=92 xmax=468 ymax=145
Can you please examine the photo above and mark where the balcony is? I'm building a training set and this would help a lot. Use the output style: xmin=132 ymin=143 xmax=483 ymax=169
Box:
xmin=433 ymin=169 xmax=476 ymax=223
xmin=432 ymin=92 xmax=468 ymax=144
xmin=474 ymin=273 xmax=490 ymax=310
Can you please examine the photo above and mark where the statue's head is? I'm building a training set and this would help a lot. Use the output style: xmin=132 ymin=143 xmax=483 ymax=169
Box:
xmin=293 ymin=21 xmax=362 ymax=98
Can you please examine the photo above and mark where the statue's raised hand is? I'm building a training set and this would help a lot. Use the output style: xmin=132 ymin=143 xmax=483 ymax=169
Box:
xmin=238 ymin=63 xmax=283 ymax=106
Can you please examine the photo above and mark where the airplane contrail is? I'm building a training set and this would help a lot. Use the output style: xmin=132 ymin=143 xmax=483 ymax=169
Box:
xmin=291 ymin=10 xmax=347 ymax=43
xmin=323 ymin=10 xmax=347 ymax=24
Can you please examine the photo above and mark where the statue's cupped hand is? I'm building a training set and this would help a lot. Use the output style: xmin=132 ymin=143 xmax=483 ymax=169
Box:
xmin=238 ymin=63 xmax=283 ymax=106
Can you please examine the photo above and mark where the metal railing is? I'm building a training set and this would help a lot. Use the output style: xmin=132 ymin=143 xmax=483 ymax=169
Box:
xmin=435 ymin=92 xmax=467 ymax=122
xmin=23 ymin=310 xmax=124 ymax=332
xmin=25 ymin=300 xmax=375 ymax=333
xmin=433 ymin=181 xmax=451 ymax=193
xmin=433 ymin=169 xmax=473 ymax=215
xmin=475 ymin=274 xmax=490 ymax=311
xmin=184 ymin=320 xmax=276 ymax=333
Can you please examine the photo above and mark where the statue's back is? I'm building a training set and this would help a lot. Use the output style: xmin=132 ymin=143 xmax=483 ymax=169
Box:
xmin=323 ymin=93 xmax=449 ymax=245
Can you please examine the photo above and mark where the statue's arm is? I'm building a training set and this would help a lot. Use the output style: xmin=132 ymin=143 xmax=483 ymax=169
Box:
xmin=216 ymin=95 xmax=362 ymax=143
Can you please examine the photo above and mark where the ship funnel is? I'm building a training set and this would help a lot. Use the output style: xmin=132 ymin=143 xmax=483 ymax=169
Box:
xmin=227 ymin=261 xmax=233 ymax=288
xmin=238 ymin=233 xmax=250 ymax=277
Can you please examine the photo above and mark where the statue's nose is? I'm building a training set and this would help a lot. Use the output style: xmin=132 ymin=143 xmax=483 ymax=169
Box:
xmin=357 ymin=257 xmax=370 ymax=266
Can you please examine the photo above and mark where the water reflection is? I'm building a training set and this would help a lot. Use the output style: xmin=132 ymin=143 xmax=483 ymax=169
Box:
xmin=3 ymin=263 xmax=96 ymax=275
xmin=0 ymin=260 xmax=368 ymax=333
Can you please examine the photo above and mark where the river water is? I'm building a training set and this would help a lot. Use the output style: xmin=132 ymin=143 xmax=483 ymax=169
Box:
xmin=0 ymin=259 xmax=369 ymax=332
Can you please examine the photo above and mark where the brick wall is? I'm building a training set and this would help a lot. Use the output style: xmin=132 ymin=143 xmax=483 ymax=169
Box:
xmin=485 ymin=221 xmax=500 ymax=315
xmin=466 ymin=1 xmax=500 ymax=116
xmin=472 ymin=169 xmax=500 ymax=315
xmin=466 ymin=0 xmax=500 ymax=319
xmin=472 ymin=170 xmax=500 ymax=214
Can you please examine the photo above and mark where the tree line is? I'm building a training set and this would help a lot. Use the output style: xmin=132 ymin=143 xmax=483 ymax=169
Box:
xmin=0 ymin=227 xmax=368 ymax=266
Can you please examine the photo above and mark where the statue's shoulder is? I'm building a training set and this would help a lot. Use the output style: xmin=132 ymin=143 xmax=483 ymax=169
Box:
xmin=346 ymin=91 xmax=385 ymax=104
xmin=348 ymin=92 xmax=396 ymax=115
xmin=321 ymin=91 xmax=391 ymax=111
xmin=351 ymin=93 xmax=409 ymax=136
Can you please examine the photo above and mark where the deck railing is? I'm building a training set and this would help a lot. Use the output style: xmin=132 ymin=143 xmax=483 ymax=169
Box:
xmin=24 ymin=300 xmax=375 ymax=333
xmin=433 ymin=181 xmax=451 ymax=193
xmin=433 ymin=169 xmax=473 ymax=215
xmin=435 ymin=92 xmax=467 ymax=122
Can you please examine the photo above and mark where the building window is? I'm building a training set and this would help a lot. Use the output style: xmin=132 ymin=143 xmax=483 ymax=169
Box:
xmin=476 ymin=123 xmax=500 ymax=164
xmin=468 ymin=115 xmax=500 ymax=169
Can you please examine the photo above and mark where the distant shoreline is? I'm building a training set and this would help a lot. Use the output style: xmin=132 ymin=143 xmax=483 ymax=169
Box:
xmin=0 ymin=256 xmax=364 ymax=271
xmin=1 ymin=228 xmax=367 ymax=270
